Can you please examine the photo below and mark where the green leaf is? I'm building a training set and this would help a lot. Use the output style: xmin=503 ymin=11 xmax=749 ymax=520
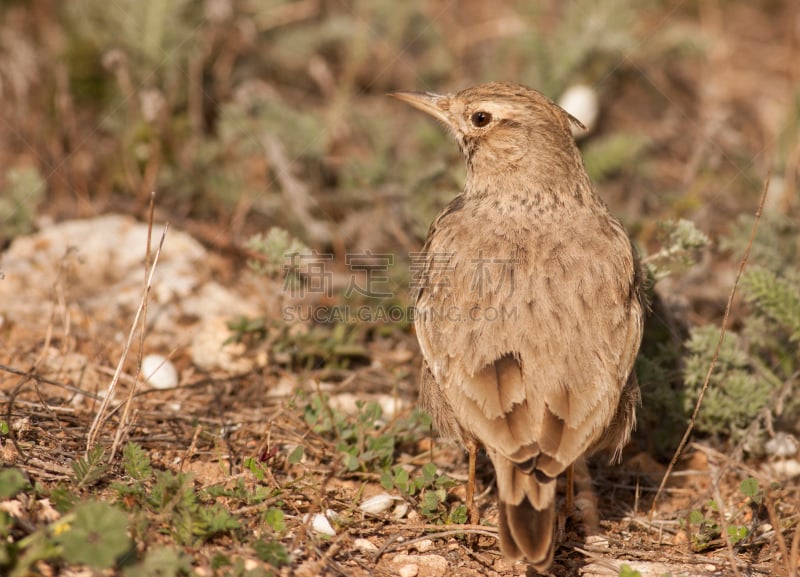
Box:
xmin=288 ymin=445 xmax=304 ymax=464
xmin=727 ymin=524 xmax=748 ymax=545
xmin=448 ymin=504 xmax=468 ymax=525
xmin=196 ymin=504 xmax=239 ymax=539
xmin=420 ymin=490 xmax=443 ymax=517
xmin=122 ymin=442 xmax=153 ymax=482
xmin=253 ymin=540 xmax=290 ymax=567
xmin=71 ymin=445 xmax=108 ymax=488
xmin=618 ymin=564 xmax=643 ymax=577
xmin=123 ymin=547 xmax=189 ymax=577
xmin=54 ymin=501 xmax=131 ymax=569
xmin=742 ymin=267 xmax=800 ymax=341
xmin=379 ymin=470 xmax=394 ymax=491
xmin=265 ymin=507 xmax=286 ymax=533
xmin=0 ymin=468 xmax=28 ymax=499
xmin=393 ymin=466 xmax=410 ymax=494
xmin=687 ymin=510 xmax=705 ymax=525
xmin=244 ymin=456 xmax=266 ymax=481
xmin=739 ymin=477 xmax=762 ymax=503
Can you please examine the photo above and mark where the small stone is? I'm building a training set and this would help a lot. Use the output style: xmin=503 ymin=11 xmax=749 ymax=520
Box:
xmin=303 ymin=512 xmax=336 ymax=536
xmin=359 ymin=493 xmax=396 ymax=515
xmin=765 ymin=432 xmax=799 ymax=457
xmin=414 ymin=539 xmax=434 ymax=553
xmin=353 ymin=538 xmax=378 ymax=553
xmin=392 ymin=501 xmax=410 ymax=519
xmin=399 ymin=564 xmax=419 ymax=577
xmin=391 ymin=554 xmax=447 ymax=577
xmin=767 ymin=458 xmax=800 ymax=478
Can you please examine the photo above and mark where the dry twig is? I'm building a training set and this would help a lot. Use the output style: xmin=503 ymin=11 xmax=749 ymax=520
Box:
xmin=650 ymin=177 xmax=770 ymax=517
xmin=85 ymin=206 xmax=168 ymax=454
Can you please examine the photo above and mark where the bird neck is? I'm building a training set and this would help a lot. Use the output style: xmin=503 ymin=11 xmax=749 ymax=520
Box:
xmin=463 ymin=158 xmax=598 ymax=212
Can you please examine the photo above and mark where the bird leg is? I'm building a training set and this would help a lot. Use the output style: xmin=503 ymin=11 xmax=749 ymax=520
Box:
xmin=564 ymin=463 xmax=575 ymax=518
xmin=466 ymin=440 xmax=479 ymax=525
xmin=573 ymin=457 xmax=599 ymax=536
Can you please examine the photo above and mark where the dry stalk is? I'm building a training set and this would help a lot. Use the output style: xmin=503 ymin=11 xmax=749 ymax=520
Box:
xmin=85 ymin=200 xmax=168 ymax=455
xmin=109 ymin=193 xmax=159 ymax=460
xmin=650 ymin=177 xmax=769 ymax=517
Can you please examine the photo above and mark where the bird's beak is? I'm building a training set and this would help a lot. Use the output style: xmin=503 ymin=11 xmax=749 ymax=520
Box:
xmin=390 ymin=91 xmax=453 ymax=128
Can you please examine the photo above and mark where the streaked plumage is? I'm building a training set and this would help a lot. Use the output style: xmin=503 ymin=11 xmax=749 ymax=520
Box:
xmin=394 ymin=82 xmax=644 ymax=571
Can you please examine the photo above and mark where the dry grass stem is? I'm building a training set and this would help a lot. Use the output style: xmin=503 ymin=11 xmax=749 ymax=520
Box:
xmin=651 ymin=177 xmax=770 ymax=517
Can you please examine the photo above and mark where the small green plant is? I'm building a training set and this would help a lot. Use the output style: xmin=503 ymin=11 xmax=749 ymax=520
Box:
xmin=253 ymin=539 xmax=290 ymax=568
xmin=739 ymin=477 xmax=762 ymax=504
xmin=122 ymin=441 xmax=153 ymax=482
xmin=0 ymin=476 xmax=132 ymax=577
xmin=679 ymin=210 xmax=799 ymax=440
xmin=71 ymin=445 xmax=109 ymax=488
xmin=123 ymin=547 xmax=190 ymax=577
xmin=246 ymin=228 xmax=311 ymax=279
xmin=110 ymin=443 xmax=241 ymax=547
xmin=0 ymin=167 xmax=46 ymax=244
xmin=380 ymin=462 xmax=462 ymax=523
xmin=684 ymin=502 xmax=721 ymax=552
xmin=52 ymin=501 xmax=132 ymax=568
xmin=683 ymin=479 xmax=763 ymax=552
xmin=0 ymin=468 xmax=28 ymax=499
xmin=643 ymin=218 xmax=710 ymax=283
xmin=618 ymin=564 xmax=643 ymax=577
xmin=682 ymin=326 xmax=774 ymax=437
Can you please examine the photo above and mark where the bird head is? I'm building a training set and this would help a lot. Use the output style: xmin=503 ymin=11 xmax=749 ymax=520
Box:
xmin=391 ymin=82 xmax=586 ymax=187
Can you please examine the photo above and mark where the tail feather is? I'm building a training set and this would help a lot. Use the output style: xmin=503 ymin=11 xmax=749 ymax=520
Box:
xmin=498 ymin=496 xmax=555 ymax=571
xmin=492 ymin=452 xmax=557 ymax=571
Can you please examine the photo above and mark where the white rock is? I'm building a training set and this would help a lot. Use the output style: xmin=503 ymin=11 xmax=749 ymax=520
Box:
xmin=391 ymin=554 xmax=447 ymax=577
xmin=765 ymin=432 xmax=798 ymax=457
xmin=142 ymin=354 xmax=178 ymax=389
xmin=766 ymin=459 xmax=800 ymax=479
xmin=413 ymin=539 xmax=434 ymax=553
xmin=353 ymin=538 xmax=378 ymax=553
xmin=359 ymin=493 xmax=397 ymax=515
xmin=304 ymin=512 xmax=336 ymax=536
xmin=191 ymin=317 xmax=255 ymax=373
xmin=558 ymin=84 xmax=599 ymax=137
xmin=392 ymin=501 xmax=410 ymax=520
xmin=399 ymin=564 xmax=419 ymax=577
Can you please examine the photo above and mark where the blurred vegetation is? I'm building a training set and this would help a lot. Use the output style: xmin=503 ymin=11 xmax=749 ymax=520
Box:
xmin=683 ymin=212 xmax=800 ymax=441
xmin=2 ymin=0 xmax=797 ymax=446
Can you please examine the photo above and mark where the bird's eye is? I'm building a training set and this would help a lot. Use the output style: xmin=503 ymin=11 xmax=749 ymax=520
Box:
xmin=470 ymin=111 xmax=492 ymax=127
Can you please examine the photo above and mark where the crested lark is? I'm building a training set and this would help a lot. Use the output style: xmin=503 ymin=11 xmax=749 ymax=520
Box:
xmin=393 ymin=82 xmax=644 ymax=571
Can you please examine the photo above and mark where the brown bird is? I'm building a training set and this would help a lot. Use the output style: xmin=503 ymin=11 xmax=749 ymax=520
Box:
xmin=392 ymin=82 xmax=644 ymax=571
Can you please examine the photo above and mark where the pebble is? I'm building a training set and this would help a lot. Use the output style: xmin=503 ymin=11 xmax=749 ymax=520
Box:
xmin=399 ymin=564 xmax=419 ymax=577
xmin=142 ymin=354 xmax=178 ymax=389
xmin=303 ymin=512 xmax=336 ymax=536
xmin=765 ymin=432 xmax=798 ymax=457
xmin=359 ymin=493 xmax=396 ymax=515
xmin=391 ymin=554 xmax=447 ymax=577
xmin=414 ymin=539 xmax=434 ymax=553
xmin=353 ymin=538 xmax=378 ymax=553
